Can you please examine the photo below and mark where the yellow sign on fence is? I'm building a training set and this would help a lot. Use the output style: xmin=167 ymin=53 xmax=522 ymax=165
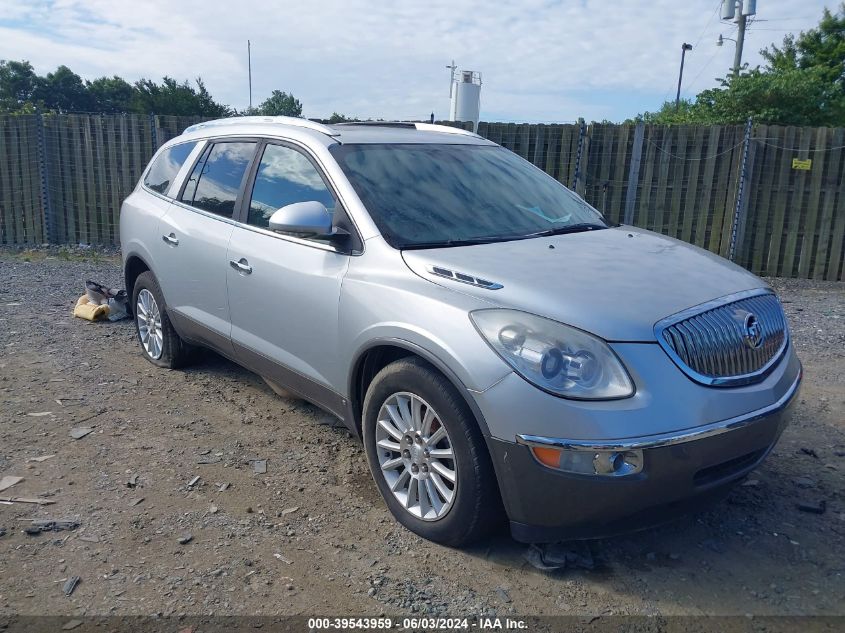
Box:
xmin=792 ymin=158 xmax=812 ymax=170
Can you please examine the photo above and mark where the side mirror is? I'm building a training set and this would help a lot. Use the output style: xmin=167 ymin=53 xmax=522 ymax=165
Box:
xmin=268 ymin=201 xmax=333 ymax=237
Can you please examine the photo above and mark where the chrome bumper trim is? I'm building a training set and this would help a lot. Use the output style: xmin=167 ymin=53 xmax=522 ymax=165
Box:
xmin=516 ymin=366 xmax=801 ymax=452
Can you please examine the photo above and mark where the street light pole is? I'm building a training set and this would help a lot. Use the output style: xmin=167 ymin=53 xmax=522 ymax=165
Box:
xmin=675 ymin=43 xmax=693 ymax=110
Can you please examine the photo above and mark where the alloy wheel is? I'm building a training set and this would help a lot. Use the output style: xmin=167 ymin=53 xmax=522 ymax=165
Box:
xmin=136 ymin=288 xmax=163 ymax=360
xmin=374 ymin=392 xmax=457 ymax=521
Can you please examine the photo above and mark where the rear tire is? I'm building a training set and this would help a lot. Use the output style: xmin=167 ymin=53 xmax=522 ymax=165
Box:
xmin=132 ymin=271 xmax=195 ymax=369
xmin=362 ymin=357 xmax=502 ymax=546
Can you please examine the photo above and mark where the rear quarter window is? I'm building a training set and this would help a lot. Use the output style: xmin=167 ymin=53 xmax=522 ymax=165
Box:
xmin=144 ymin=141 xmax=199 ymax=195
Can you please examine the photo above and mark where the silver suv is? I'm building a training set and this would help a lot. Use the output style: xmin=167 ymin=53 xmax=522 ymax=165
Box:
xmin=120 ymin=116 xmax=801 ymax=545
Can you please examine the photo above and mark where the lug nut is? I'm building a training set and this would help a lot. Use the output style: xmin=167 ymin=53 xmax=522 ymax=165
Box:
xmin=421 ymin=464 xmax=429 ymax=474
xmin=414 ymin=433 xmax=422 ymax=444
xmin=402 ymin=449 xmax=411 ymax=458
xmin=411 ymin=464 xmax=419 ymax=474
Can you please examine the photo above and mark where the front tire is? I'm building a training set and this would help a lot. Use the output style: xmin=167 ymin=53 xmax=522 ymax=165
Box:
xmin=362 ymin=358 xmax=502 ymax=546
xmin=132 ymin=271 xmax=194 ymax=369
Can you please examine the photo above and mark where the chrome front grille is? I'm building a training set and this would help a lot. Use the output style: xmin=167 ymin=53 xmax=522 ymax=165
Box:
xmin=655 ymin=290 xmax=788 ymax=387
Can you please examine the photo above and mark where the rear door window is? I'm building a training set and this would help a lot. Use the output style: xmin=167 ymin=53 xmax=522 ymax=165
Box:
xmin=144 ymin=141 xmax=198 ymax=195
xmin=180 ymin=141 xmax=257 ymax=218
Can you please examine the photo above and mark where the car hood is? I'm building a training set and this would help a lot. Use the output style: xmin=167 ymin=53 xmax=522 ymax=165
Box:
xmin=401 ymin=226 xmax=766 ymax=342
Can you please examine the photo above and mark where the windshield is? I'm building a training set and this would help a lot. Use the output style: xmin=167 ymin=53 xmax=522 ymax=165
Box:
xmin=329 ymin=143 xmax=608 ymax=249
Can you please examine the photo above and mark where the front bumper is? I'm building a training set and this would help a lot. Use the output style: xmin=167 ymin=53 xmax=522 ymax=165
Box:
xmin=488 ymin=368 xmax=801 ymax=543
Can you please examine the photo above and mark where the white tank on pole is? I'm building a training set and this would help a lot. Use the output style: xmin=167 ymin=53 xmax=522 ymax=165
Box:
xmin=720 ymin=0 xmax=736 ymax=20
xmin=449 ymin=69 xmax=482 ymax=132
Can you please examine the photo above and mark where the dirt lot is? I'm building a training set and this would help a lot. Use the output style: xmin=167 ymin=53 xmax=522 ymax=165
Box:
xmin=0 ymin=249 xmax=843 ymax=621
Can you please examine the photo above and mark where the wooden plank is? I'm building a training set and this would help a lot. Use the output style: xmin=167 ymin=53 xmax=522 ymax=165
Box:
xmin=18 ymin=116 xmax=40 ymax=243
xmin=623 ymin=123 xmax=644 ymax=225
xmin=749 ymin=125 xmax=778 ymax=275
xmin=652 ymin=126 xmax=674 ymax=234
xmin=635 ymin=126 xmax=659 ymax=229
xmin=9 ymin=119 xmax=26 ymax=244
xmin=692 ymin=126 xmax=721 ymax=248
xmin=779 ymin=129 xmax=813 ymax=276
xmin=69 ymin=115 xmax=89 ymax=244
xmin=0 ymin=118 xmax=10 ymax=244
xmin=812 ymin=127 xmax=843 ymax=279
xmin=765 ymin=127 xmax=797 ymax=276
xmin=607 ymin=124 xmax=630 ymax=224
xmin=708 ymin=127 xmax=738 ymax=255
xmin=825 ymin=136 xmax=845 ymax=281
xmin=105 ymin=116 xmax=122 ymax=241
xmin=716 ymin=126 xmax=744 ymax=258
xmin=797 ymin=127 xmax=829 ymax=278
xmin=544 ymin=125 xmax=559 ymax=180
xmin=666 ymin=126 xmax=688 ymax=238
xmin=680 ymin=126 xmax=706 ymax=244
xmin=59 ymin=115 xmax=77 ymax=243
xmin=80 ymin=116 xmax=98 ymax=244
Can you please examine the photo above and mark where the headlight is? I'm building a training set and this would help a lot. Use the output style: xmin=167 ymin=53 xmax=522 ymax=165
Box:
xmin=470 ymin=309 xmax=634 ymax=400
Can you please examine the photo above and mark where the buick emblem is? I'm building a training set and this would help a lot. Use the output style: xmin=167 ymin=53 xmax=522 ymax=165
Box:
xmin=742 ymin=313 xmax=763 ymax=349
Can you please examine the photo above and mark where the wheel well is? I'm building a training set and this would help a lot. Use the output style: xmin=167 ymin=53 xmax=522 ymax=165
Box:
xmin=124 ymin=255 xmax=150 ymax=302
xmin=351 ymin=345 xmax=416 ymax=435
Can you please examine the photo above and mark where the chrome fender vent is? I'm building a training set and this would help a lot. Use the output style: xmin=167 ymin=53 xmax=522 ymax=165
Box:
xmin=425 ymin=266 xmax=503 ymax=290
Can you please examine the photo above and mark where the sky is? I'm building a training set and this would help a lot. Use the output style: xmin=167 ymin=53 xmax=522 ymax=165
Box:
xmin=0 ymin=0 xmax=834 ymax=123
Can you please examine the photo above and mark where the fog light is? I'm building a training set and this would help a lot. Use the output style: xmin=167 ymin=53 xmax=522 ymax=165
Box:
xmin=529 ymin=446 xmax=643 ymax=477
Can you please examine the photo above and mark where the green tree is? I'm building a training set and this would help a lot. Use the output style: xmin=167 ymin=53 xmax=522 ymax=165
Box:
xmin=635 ymin=4 xmax=845 ymax=126
xmin=31 ymin=65 xmax=93 ymax=112
xmin=327 ymin=112 xmax=358 ymax=123
xmin=257 ymin=90 xmax=302 ymax=117
xmin=87 ymin=76 xmax=134 ymax=113
xmin=131 ymin=76 xmax=231 ymax=116
xmin=762 ymin=3 xmax=845 ymax=90
xmin=0 ymin=60 xmax=39 ymax=111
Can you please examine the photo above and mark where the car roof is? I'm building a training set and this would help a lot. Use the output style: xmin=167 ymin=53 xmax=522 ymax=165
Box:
xmin=177 ymin=116 xmax=495 ymax=147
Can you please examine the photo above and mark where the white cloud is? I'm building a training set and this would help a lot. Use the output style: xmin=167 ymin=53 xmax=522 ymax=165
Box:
xmin=0 ymin=0 xmax=831 ymax=121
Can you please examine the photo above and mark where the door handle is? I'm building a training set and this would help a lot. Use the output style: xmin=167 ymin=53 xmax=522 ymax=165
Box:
xmin=229 ymin=258 xmax=252 ymax=274
xmin=162 ymin=233 xmax=179 ymax=246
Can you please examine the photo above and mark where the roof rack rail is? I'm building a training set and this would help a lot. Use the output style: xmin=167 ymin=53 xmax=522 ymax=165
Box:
xmin=333 ymin=121 xmax=416 ymax=129
xmin=183 ymin=116 xmax=339 ymax=137
xmin=332 ymin=121 xmax=481 ymax=138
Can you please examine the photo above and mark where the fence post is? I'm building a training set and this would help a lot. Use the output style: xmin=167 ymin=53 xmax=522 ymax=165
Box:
xmin=623 ymin=122 xmax=645 ymax=225
xmin=35 ymin=110 xmax=54 ymax=243
xmin=149 ymin=113 xmax=158 ymax=150
xmin=728 ymin=117 xmax=754 ymax=262
xmin=571 ymin=118 xmax=586 ymax=192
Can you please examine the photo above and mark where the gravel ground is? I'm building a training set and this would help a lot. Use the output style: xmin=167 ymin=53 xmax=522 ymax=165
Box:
xmin=0 ymin=248 xmax=843 ymax=620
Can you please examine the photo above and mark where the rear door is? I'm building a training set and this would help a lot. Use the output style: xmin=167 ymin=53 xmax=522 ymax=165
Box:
xmin=157 ymin=139 xmax=258 ymax=353
xmin=225 ymin=140 xmax=351 ymax=415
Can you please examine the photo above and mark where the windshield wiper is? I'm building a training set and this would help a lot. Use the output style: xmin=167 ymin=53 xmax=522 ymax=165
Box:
xmin=400 ymin=236 xmax=519 ymax=249
xmin=524 ymin=223 xmax=608 ymax=238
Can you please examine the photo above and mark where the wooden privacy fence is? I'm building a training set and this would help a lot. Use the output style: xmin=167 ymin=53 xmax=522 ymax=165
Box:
xmin=0 ymin=114 xmax=843 ymax=280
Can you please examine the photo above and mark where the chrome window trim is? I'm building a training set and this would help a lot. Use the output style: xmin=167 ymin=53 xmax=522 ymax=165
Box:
xmin=516 ymin=366 xmax=801 ymax=452
xmin=653 ymin=288 xmax=789 ymax=387
xmin=140 ymin=133 xmax=364 ymax=256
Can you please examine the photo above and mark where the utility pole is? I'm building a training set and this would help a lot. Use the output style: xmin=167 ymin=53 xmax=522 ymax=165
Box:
xmin=675 ymin=43 xmax=693 ymax=110
xmin=733 ymin=12 xmax=746 ymax=74
xmin=248 ymin=40 xmax=253 ymax=111
xmin=720 ymin=0 xmax=756 ymax=74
